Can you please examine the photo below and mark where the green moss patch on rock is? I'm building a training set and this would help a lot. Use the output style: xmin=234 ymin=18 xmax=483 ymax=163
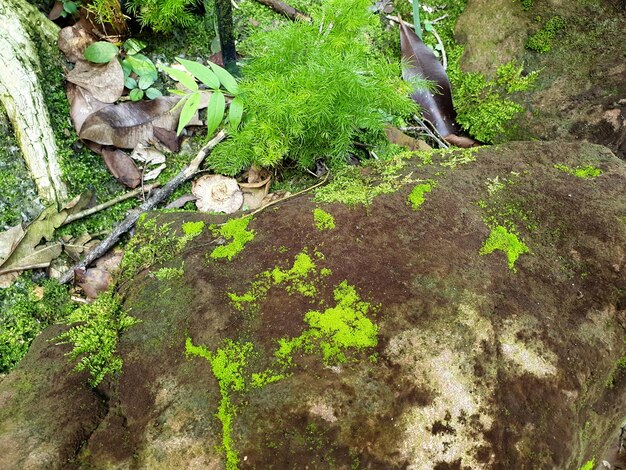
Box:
xmin=1 ymin=142 xmax=626 ymax=468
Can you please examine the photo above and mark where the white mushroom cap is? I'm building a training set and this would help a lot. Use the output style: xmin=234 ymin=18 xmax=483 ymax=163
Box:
xmin=192 ymin=174 xmax=243 ymax=214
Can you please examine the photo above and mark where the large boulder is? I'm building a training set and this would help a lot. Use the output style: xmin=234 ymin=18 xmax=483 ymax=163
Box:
xmin=455 ymin=0 xmax=626 ymax=158
xmin=1 ymin=141 xmax=626 ymax=469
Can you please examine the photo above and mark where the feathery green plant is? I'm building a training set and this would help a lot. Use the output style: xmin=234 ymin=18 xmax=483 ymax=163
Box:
xmin=125 ymin=0 xmax=198 ymax=33
xmin=209 ymin=0 xmax=417 ymax=175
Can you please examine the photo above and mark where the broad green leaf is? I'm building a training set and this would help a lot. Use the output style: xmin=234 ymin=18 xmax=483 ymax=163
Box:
xmin=176 ymin=58 xmax=220 ymax=89
xmin=129 ymin=88 xmax=144 ymax=101
xmin=84 ymin=42 xmax=119 ymax=64
xmin=123 ymin=38 xmax=147 ymax=55
xmin=424 ymin=21 xmax=433 ymax=32
xmin=63 ymin=1 xmax=78 ymax=15
xmin=145 ymin=88 xmax=162 ymax=99
xmin=121 ymin=59 xmax=132 ymax=78
xmin=206 ymin=91 xmax=226 ymax=137
xmin=124 ymin=76 xmax=137 ymax=89
xmin=126 ymin=54 xmax=158 ymax=80
xmin=228 ymin=96 xmax=244 ymax=131
xmin=177 ymin=92 xmax=201 ymax=135
xmin=161 ymin=66 xmax=198 ymax=92
xmin=209 ymin=62 xmax=239 ymax=94
xmin=138 ymin=74 xmax=155 ymax=90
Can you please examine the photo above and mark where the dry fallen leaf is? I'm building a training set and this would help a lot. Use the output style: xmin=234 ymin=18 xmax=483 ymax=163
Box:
xmin=384 ymin=125 xmax=431 ymax=151
xmin=143 ymin=163 xmax=166 ymax=181
xmin=66 ymin=59 xmax=125 ymax=104
xmin=130 ymin=144 xmax=166 ymax=165
xmin=94 ymin=248 xmax=124 ymax=273
xmin=165 ymin=194 xmax=197 ymax=209
xmin=58 ymin=25 xmax=96 ymax=63
xmin=240 ymin=175 xmax=271 ymax=211
xmin=74 ymin=267 xmax=112 ymax=300
xmin=153 ymin=127 xmax=181 ymax=152
xmin=79 ymin=96 xmax=182 ymax=148
xmin=192 ymin=175 xmax=243 ymax=213
xmin=0 ymin=224 xmax=26 ymax=266
xmin=101 ymin=147 xmax=142 ymax=188
xmin=67 ymin=84 xmax=108 ymax=134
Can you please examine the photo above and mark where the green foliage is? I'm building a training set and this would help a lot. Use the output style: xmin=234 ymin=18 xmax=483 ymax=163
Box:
xmin=161 ymin=58 xmax=240 ymax=136
xmin=519 ymin=0 xmax=533 ymax=11
xmin=554 ymin=164 xmax=602 ymax=179
xmin=0 ymin=277 xmax=73 ymax=372
xmin=154 ymin=264 xmax=184 ymax=280
xmin=125 ymin=0 xmax=198 ymax=33
xmin=526 ymin=16 xmax=567 ymax=53
xmin=121 ymin=44 xmax=161 ymax=101
xmin=449 ymin=57 xmax=539 ymax=143
xmin=480 ymin=225 xmax=529 ymax=271
xmin=209 ymin=0 xmax=417 ymax=175
xmin=83 ymin=41 xmax=119 ymax=63
xmin=210 ymin=217 xmax=255 ymax=261
xmin=407 ymin=182 xmax=434 ymax=210
xmin=55 ymin=291 xmax=139 ymax=386
xmin=119 ymin=217 xmax=203 ymax=281
xmin=86 ymin=0 xmax=126 ymax=30
xmin=313 ymin=208 xmax=335 ymax=231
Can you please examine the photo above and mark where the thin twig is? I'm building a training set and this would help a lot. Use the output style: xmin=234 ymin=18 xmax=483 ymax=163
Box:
xmin=413 ymin=115 xmax=450 ymax=149
xmin=59 ymin=131 xmax=227 ymax=285
xmin=63 ymin=183 xmax=160 ymax=225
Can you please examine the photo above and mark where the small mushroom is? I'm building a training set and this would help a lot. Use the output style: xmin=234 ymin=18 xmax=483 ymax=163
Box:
xmin=192 ymin=174 xmax=243 ymax=214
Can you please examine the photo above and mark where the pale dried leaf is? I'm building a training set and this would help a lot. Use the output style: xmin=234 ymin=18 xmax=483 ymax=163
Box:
xmin=0 ymin=272 xmax=19 ymax=288
xmin=242 ymin=178 xmax=271 ymax=211
xmin=143 ymin=163 xmax=166 ymax=181
xmin=58 ymin=25 xmax=96 ymax=63
xmin=130 ymin=144 xmax=166 ymax=164
xmin=0 ymin=224 xmax=26 ymax=266
xmin=94 ymin=248 xmax=124 ymax=273
xmin=165 ymin=194 xmax=196 ymax=209
xmin=192 ymin=175 xmax=243 ymax=214
xmin=0 ymin=243 xmax=63 ymax=275
xmin=384 ymin=126 xmax=431 ymax=151
xmin=66 ymin=59 xmax=124 ymax=104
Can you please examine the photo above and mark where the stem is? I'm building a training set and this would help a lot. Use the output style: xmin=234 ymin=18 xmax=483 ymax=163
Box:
xmin=412 ymin=0 xmax=422 ymax=39
xmin=214 ymin=0 xmax=238 ymax=74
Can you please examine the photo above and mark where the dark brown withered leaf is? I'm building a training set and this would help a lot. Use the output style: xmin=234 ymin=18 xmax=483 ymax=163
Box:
xmin=66 ymin=59 xmax=124 ymax=104
xmin=101 ymin=147 xmax=141 ymax=188
xmin=75 ymin=267 xmax=112 ymax=300
xmin=79 ymin=96 xmax=182 ymax=148
xmin=153 ymin=127 xmax=181 ymax=152
xmin=400 ymin=20 xmax=477 ymax=148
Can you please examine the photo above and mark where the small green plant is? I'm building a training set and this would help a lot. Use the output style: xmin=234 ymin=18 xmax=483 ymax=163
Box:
xmin=154 ymin=264 xmax=184 ymax=280
xmin=60 ymin=0 xmax=79 ymax=17
xmin=209 ymin=0 xmax=416 ymax=175
xmin=526 ymin=16 xmax=567 ymax=53
xmin=210 ymin=217 xmax=255 ymax=261
xmin=120 ymin=40 xmax=162 ymax=101
xmin=519 ymin=0 xmax=533 ymax=11
xmin=55 ymin=291 xmax=139 ymax=386
xmin=313 ymin=208 xmax=335 ymax=231
xmin=161 ymin=58 xmax=242 ymax=136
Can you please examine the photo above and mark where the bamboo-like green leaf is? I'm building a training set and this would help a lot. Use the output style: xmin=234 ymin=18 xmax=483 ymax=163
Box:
xmin=228 ymin=96 xmax=244 ymax=131
xmin=209 ymin=62 xmax=239 ymax=94
xmin=177 ymin=92 xmax=201 ymax=135
xmin=161 ymin=66 xmax=199 ymax=92
xmin=176 ymin=58 xmax=220 ymax=89
xmin=206 ymin=91 xmax=226 ymax=137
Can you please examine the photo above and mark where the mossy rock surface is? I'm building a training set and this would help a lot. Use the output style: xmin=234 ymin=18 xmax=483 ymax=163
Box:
xmin=1 ymin=141 xmax=626 ymax=468
xmin=455 ymin=0 xmax=626 ymax=158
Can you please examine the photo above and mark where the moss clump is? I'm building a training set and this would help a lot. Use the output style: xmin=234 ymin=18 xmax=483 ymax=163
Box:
xmin=526 ymin=16 xmax=567 ymax=53
xmin=407 ymin=182 xmax=434 ymax=210
xmin=210 ymin=217 xmax=256 ymax=261
xmin=119 ymin=217 xmax=203 ymax=282
xmin=186 ymin=338 xmax=252 ymax=470
xmin=554 ymin=164 xmax=602 ymax=179
xmin=313 ymin=208 xmax=335 ymax=231
xmin=154 ymin=264 xmax=184 ymax=281
xmin=55 ymin=290 xmax=139 ymax=386
xmin=480 ymin=225 xmax=529 ymax=271
xmin=0 ymin=277 xmax=73 ymax=372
